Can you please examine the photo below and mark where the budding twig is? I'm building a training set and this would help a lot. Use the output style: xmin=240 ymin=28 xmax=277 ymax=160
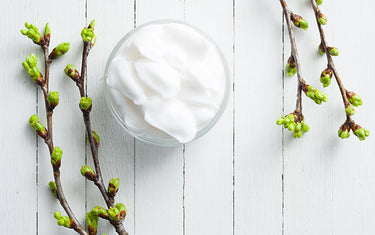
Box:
xmin=280 ymin=0 xmax=305 ymax=113
xmin=22 ymin=22 xmax=88 ymax=235
xmin=278 ymin=0 xmax=328 ymax=138
xmin=310 ymin=0 xmax=369 ymax=140
xmin=67 ymin=20 xmax=128 ymax=235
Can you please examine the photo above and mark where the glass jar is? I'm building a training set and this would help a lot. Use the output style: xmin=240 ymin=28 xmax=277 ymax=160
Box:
xmin=104 ymin=19 xmax=230 ymax=146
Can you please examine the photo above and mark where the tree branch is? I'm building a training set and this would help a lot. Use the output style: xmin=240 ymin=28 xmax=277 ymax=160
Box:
xmin=310 ymin=0 xmax=352 ymax=124
xmin=279 ymin=0 xmax=306 ymax=114
xmin=76 ymin=38 xmax=128 ymax=235
xmin=41 ymin=45 xmax=89 ymax=235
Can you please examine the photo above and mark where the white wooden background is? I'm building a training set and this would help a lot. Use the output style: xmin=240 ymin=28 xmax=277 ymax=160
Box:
xmin=1 ymin=0 xmax=375 ymax=234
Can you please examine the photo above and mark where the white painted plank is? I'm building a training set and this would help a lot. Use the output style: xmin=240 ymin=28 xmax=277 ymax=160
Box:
xmin=234 ymin=0 xmax=283 ymax=234
xmin=283 ymin=0 xmax=375 ymax=234
xmin=0 ymin=1 xmax=37 ymax=234
xmin=134 ymin=0 xmax=184 ymax=234
xmin=327 ymin=1 xmax=375 ymax=234
xmin=183 ymin=0 xmax=233 ymax=234
xmin=282 ymin=0 xmax=335 ymax=233
xmin=87 ymin=0 xmax=135 ymax=234
xmin=35 ymin=1 xmax=87 ymax=234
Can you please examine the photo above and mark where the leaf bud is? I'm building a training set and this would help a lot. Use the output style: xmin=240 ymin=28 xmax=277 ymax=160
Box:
xmin=29 ymin=115 xmax=47 ymax=139
xmin=108 ymin=178 xmax=120 ymax=198
xmin=64 ymin=64 xmax=80 ymax=82
xmin=318 ymin=12 xmax=327 ymax=25
xmin=80 ymin=165 xmax=96 ymax=181
xmin=352 ymin=124 xmax=370 ymax=141
xmin=51 ymin=146 xmax=63 ymax=170
xmin=346 ymin=90 xmax=363 ymax=107
xmin=291 ymin=14 xmax=308 ymax=30
xmin=49 ymin=42 xmax=70 ymax=59
xmin=320 ymin=68 xmax=333 ymax=87
xmin=21 ymin=22 xmax=45 ymax=45
xmin=44 ymin=23 xmax=51 ymax=45
xmin=286 ymin=56 xmax=296 ymax=76
xmin=47 ymin=91 xmax=59 ymax=109
xmin=80 ymin=97 xmax=93 ymax=112
xmin=108 ymin=207 xmax=120 ymax=222
xmin=319 ymin=43 xmax=325 ymax=55
xmin=48 ymin=181 xmax=58 ymax=198
xmin=22 ymin=54 xmax=44 ymax=86
xmin=86 ymin=211 xmax=99 ymax=234
xmin=345 ymin=104 xmax=355 ymax=116
xmin=328 ymin=47 xmax=339 ymax=56
xmin=115 ymin=203 xmax=127 ymax=220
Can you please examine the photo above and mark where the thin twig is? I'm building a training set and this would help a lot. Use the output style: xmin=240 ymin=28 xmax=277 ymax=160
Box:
xmin=76 ymin=40 xmax=128 ymax=235
xmin=279 ymin=0 xmax=306 ymax=114
xmin=41 ymin=45 xmax=88 ymax=235
xmin=310 ymin=0 xmax=353 ymax=124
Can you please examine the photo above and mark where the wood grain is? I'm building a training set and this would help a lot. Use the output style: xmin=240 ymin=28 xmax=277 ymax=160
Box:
xmin=134 ymin=1 xmax=184 ymax=235
xmin=184 ymin=0 xmax=234 ymax=234
xmin=87 ymin=0 xmax=135 ymax=234
xmin=2 ymin=0 xmax=375 ymax=234
xmin=0 ymin=1 xmax=37 ymax=234
xmin=234 ymin=0 xmax=283 ymax=234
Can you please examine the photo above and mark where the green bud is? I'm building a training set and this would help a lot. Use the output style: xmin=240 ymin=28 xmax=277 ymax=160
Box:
xmin=320 ymin=69 xmax=333 ymax=87
xmin=346 ymin=91 xmax=363 ymax=107
xmin=29 ymin=115 xmax=47 ymax=138
xmin=88 ymin=20 xmax=95 ymax=29
xmin=49 ymin=42 xmax=70 ymax=59
xmin=63 ymin=216 xmax=71 ymax=228
xmin=21 ymin=22 xmax=45 ymax=45
xmin=81 ymin=28 xmax=95 ymax=42
xmin=276 ymin=117 xmax=285 ymax=125
xmin=64 ymin=64 xmax=80 ymax=82
xmin=108 ymin=207 xmax=120 ymax=222
xmin=55 ymin=214 xmax=71 ymax=228
xmin=87 ymin=131 xmax=100 ymax=148
xmin=54 ymin=211 xmax=61 ymax=220
xmin=316 ymin=0 xmax=323 ymax=5
xmin=291 ymin=14 xmax=308 ymax=30
xmin=108 ymin=178 xmax=120 ymax=198
xmin=301 ymin=122 xmax=309 ymax=133
xmin=80 ymin=97 xmax=93 ymax=112
xmin=86 ymin=211 xmax=99 ymax=233
xmin=80 ymin=165 xmax=96 ymax=181
xmin=22 ymin=54 xmax=44 ymax=85
xmin=338 ymin=123 xmax=351 ymax=139
xmin=345 ymin=105 xmax=355 ymax=116
xmin=286 ymin=56 xmax=296 ymax=76
xmin=319 ymin=43 xmax=325 ymax=55
xmin=115 ymin=203 xmax=127 ymax=220
xmin=48 ymin=181 xmax=58 ymax=198
xmin=92 ymin=206 xmax=108 ymax=218
xmin=293 ymin=130 xmax=302 ymax=138
xmin=44 ymin=23 xmax=51 ymax=44
xmin=318 ymin=12 xmax=327 ymax=25
xmin=338 ymin=129 xmax=350 ymax=139
xmin=51 ymin=146 xmax=63 ymax=169
xmin=328 ymin=47 xmax=339 ymax=56
xmin=353 ymin=125 xmax=370 ymax=141
xmin=303 ymin=85 xmax=328 ymax=104
xmin=47 ymin=91 xmax=59 ymax=109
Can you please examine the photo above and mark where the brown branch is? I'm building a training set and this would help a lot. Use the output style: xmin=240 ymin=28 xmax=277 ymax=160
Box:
xmin=41 ymin=45 xmax=89 ymax=235
xmin=279 ymin=0 xmax=306 ymax=114
xmin=310 ymin=0 xmax=353 ymax=124
xmin=76 ymin=40 xmax=128 ymax=235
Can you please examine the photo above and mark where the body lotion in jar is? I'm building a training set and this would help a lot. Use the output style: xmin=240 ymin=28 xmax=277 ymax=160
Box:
xmin=104 ymin=20 xmax=230 ymax=146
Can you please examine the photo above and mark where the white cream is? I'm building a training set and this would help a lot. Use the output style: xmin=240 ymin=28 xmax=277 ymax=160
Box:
xmin=106 ymin=22 xmax=226 ymax=143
